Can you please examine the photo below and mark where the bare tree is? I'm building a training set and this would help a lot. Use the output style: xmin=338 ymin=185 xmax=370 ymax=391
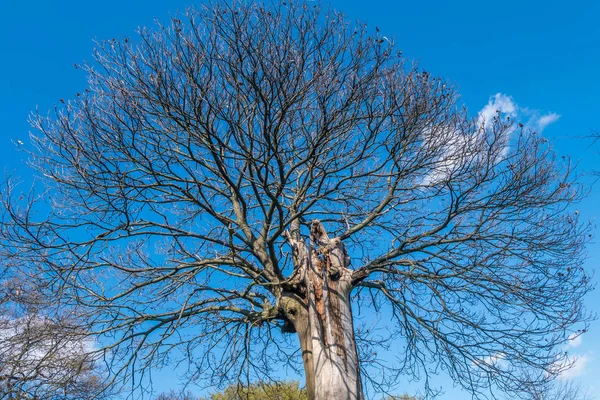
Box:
xmin=519 ymin=377 xmax=593 ymax=400
xmin=0 ymin=1 xmax=593 ymax=399
xmin=154 ymin=390 xmax=204 ymax=400
xmin=0 ymin=270 xmax=110 ymax=399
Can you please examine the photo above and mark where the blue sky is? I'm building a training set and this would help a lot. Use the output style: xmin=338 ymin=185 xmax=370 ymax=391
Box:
xmin=1 ymin=0 xmax=599 ymax=398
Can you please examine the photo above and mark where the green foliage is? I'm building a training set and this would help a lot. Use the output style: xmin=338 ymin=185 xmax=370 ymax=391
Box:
xmin=210 ymin=381 xmax=307 ymax=400
xmin=154 ymin=381 xmax=307 ymax=400
xmin=154 ymin=383 xmax=425 ymax=400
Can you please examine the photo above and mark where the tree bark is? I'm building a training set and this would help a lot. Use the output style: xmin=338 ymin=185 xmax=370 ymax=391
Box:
xmin=282 ymin=221 xmax=364 ymax=400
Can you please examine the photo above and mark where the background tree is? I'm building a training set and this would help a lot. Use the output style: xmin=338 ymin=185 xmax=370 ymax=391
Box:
xmin=0 ymin=269 xmax=111 ymax=399
xmin=208 ymin=381 xmax=307 ymax=400
xmin=0 ymin=1 xmax=592 ymax=399
xmin=155 ymin=382 xmax=413 ymax=400
xmin=154 ymin=390 xmax=204 ymax=400
xmin=519 ymin=378 xmax=593 ymax=400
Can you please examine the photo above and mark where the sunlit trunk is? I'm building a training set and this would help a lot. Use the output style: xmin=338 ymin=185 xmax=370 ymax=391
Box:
xmin=282 ymin=221 xmax=364 ymax=400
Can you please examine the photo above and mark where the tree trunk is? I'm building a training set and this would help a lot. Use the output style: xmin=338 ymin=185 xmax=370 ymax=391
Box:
xmin=281 ymin=221 xmax=364 ymax=400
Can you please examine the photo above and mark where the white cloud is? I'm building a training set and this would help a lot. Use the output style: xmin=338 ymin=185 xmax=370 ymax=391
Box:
xmin=483 ymin=352 xmax=506 ymax=366
xmin=478 ymin=93 xmax=560 ymax=134
xmin=554 ymin=333 xmax=588 ymax=379
xmin=558 ymin=354 xmax=590 ymax=380
xmin=421 ymin=93 xmax=558 ymax=186
xmin=566 ymin=332 xmax=583 ymax=349
xmin=473 ymin=352 xmax=507 ymax=368
xmin=0 ymin=315 xmax=97 ymax=381
xmin=533 ymin=112 xmax=561 ymax=132
xmin=478 ymin=93 xmax=517 ymax=128
xmin=420 ymin=124 xmax=471 ymax=185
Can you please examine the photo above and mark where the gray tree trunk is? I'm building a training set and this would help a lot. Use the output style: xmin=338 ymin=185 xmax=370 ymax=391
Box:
xmin=281 ymin=221 xmax=364 ymax=400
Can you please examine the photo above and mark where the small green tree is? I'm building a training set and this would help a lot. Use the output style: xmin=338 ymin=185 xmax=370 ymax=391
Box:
xmin=210 ymin=381 xmax=307 ymax=400
xmin=154 ymin=382 xmax=306 ymax=400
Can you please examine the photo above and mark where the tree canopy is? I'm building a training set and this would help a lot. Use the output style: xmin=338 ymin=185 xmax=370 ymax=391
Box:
xmin=209 ymin=381 xmax=307 ymax=400
xmin=155 ymin=381 xmax=420 ymax=400
xmin=0 ymin=1 xmax=592 ymax=398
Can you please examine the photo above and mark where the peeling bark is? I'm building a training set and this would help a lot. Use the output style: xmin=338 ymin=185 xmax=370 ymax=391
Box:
xmin=281 ymin=221 xmax=363 ymax=400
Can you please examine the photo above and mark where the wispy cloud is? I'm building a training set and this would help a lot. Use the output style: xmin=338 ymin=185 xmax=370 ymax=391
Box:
xmin=478 ymin=93 xmax=517 ymax=127
xmin=420 ymin=124 xmax=470 ymax=185
xmin=0 ymin=315 xmax=97 ymax=381
xmin=473 ymin=352 xmax=507 ymax=368
xmin=482 ymin=352 xmax=506 ymax=366
xmin=534 ymin=112 xmax=561 ymax=132
xmin=555 ymin=333 xmax=588 ymax=378
xmin=566 ymin=332 xmax=583 ymax=349
xmin=558 ymin=354 xmax=591 ymax=379
xmin=479 ymin=93 xmax=560 ymax=133
xmin=421 ymin=93 xmax=559 ymax=186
